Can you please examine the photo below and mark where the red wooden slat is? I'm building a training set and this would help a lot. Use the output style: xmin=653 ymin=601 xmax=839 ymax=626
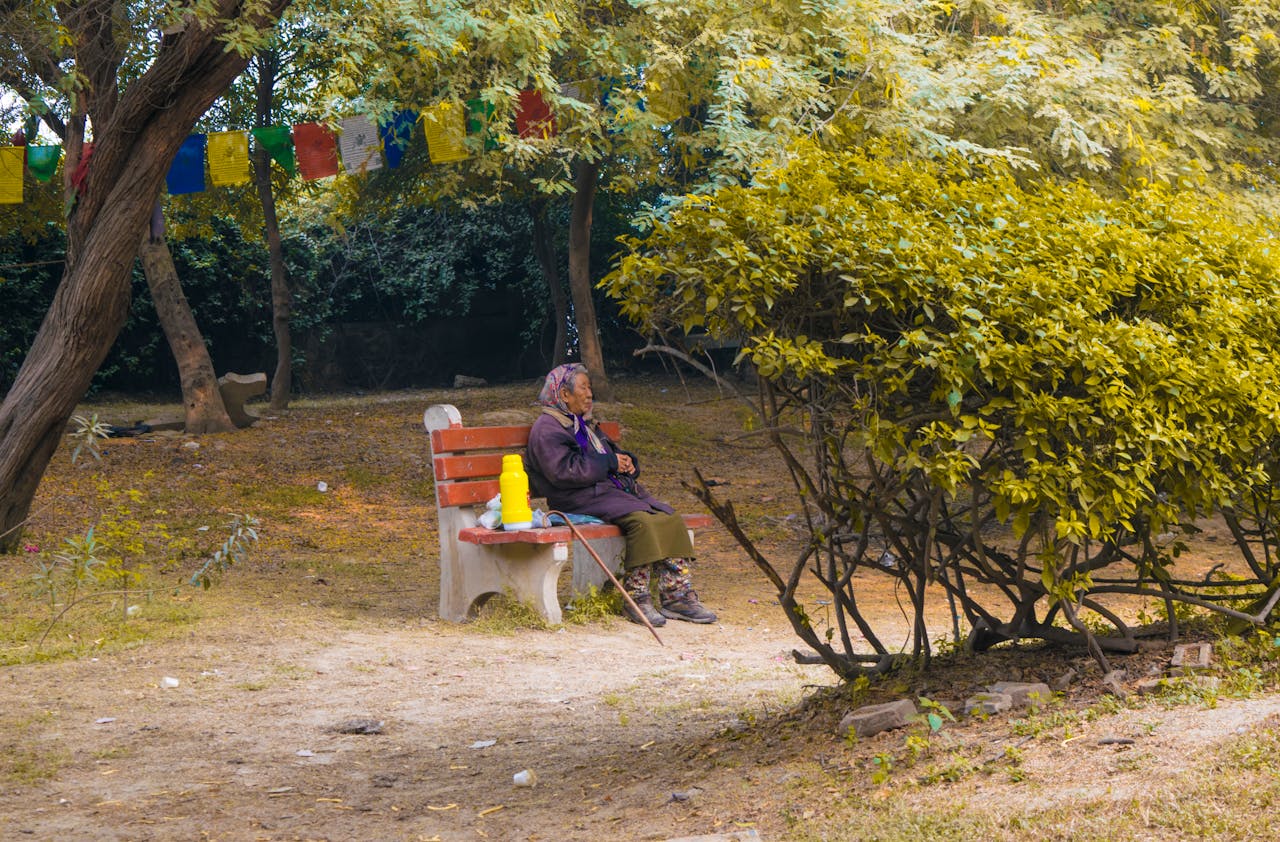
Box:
xmin=431 ymin=425 xmax=530 ymax=452
xmin=436 ymin=479 xmax=501 ymax=507
xmin=433 ymin=453 xmax=506 ymax=481
xmin=430 ymin=421 xmax=621 ymax=455
xmin=459 ymin=522 xmax=631 ymax=544
xmin=458 ymin=513 xmax=713 ymax=542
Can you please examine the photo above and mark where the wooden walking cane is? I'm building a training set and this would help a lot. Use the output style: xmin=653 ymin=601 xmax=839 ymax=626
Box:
xmin=548 ymin=510 xmax=664 ymax=646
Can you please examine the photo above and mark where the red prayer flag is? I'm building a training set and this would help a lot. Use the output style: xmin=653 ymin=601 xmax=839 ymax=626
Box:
xmin=292 ymin=122 xmax=339 ymax=180
xmin=515 ymin=90 xmax=556 ymax=139
xmin=70 ymin=142 xmax=95 ymax=194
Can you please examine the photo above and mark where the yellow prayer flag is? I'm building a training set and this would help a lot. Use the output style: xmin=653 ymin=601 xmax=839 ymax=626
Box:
xmin=207 ymin=131 xmax=250 ymax=186
xmin=422 ymin=102 xmax=469 ymax=164
xmin=0 ymin=146 xmax=23 ymax=204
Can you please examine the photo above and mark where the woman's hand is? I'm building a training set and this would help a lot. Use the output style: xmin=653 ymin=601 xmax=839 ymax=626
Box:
xmin=615 ymin=453 xmax=636 ymax=475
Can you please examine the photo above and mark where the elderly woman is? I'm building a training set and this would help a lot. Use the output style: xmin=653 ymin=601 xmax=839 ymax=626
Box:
xmin=524 ymin=363 xmax=716 ymax=626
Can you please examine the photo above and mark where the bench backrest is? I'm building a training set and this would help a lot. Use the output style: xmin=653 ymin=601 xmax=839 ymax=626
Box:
xmin=427 ymin=408 xmax=620 ymax=509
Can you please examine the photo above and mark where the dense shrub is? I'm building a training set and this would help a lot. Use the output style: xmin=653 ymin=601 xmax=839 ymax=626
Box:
xmin=606 ymin=142 xmax=1280 ymax=675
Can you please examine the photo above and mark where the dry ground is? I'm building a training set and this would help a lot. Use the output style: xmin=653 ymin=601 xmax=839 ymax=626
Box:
xmin=3 ymin=375 xmax=1280 ymax=841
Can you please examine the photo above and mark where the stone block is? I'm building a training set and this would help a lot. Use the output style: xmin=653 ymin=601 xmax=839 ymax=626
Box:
xmin=1051 ymin=668 xmax=1078 ymax=692
xmin=963 ymin=692 xmax=1013 ymax=716
xmin=1135 ymin=678 xmax=1165 ymax=696
xmin=1171 ymin=642 xmax=1212 ymax=671
xmin=453 ymin=374 xmax=488 ymax=388
xmin=989 ymin=681 xmax=1052 ymax=709
xmin=217 ymin=371 xmax=267 ymax=428
xmin=837 ymin=698 xmax=918 ymax=738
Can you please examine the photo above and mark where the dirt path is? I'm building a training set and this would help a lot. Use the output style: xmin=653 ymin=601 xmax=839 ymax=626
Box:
xmin=1 ymin=601 xmax=830 ymax=841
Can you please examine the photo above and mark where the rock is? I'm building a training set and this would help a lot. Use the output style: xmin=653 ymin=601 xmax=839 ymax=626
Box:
xmin=217 ymin=372 xmax=267 ymax=428
xmin=963 ymin=691 xmax=1013 ymax=716
xmin=1102 ymin=670 xmax=1128 ymax=698
xmin=988 ymin=681 xmax=1052 ymax=709
xmin=1135 ymin=678 xmax=1165 ymax=696
xmin=453 ymin=374 xmax=488 ymax=388
xmin=1171 ymin=642 xmax=1213 ymax=671
xmin=837 ymin=699 xmax=917 ymax=738
xmin=662 ymin=832 xmax=762 ymax=842
xmin=1051 ymin=668 xmax=1078 ymax=691
xmin=332 ymin=718 xmax=384 ymax=735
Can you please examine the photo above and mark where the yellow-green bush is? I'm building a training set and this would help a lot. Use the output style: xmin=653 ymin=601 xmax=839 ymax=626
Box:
xmin=606 ymin=142 xmax=1280 ymax=675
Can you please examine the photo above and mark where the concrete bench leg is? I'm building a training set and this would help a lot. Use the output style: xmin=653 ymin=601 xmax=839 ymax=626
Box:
xmin=571 ymin=535 xmax=626 ymax=594
xmin=442 ymin=540 xmax=568 ymax=624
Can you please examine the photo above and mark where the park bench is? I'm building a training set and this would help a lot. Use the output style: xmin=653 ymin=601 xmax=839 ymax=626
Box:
xmin=424 ymin=403 xmax=713 ymax=623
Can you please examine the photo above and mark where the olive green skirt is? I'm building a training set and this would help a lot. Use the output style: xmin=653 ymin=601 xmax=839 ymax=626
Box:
xmin=615 ymin=511 xmax=695 ymax=570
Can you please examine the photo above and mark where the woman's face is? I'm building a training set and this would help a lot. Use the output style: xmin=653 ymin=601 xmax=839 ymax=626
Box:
xmin=561 ymin=372 xmax=593 ymax=417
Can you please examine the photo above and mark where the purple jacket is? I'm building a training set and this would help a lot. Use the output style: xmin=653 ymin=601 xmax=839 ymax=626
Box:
xmin=525 ymin=409 xmax=675 ymax=522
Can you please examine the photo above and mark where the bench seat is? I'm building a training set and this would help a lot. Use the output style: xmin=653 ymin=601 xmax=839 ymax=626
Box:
xmin=458 ymin=515 xmax=712 ymax=546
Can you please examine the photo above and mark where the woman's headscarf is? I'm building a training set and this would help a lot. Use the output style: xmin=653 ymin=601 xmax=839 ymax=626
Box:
xmin=537 ymin=363 xmax=589 ymax=416
xmin=537 ymin=363 xmax=611 ymax=457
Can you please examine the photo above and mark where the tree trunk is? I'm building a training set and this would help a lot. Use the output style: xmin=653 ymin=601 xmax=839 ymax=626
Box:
xmin=252 ymin=47 xmax=294 ymax=411
xmin=531 ymin=199 xmax=568 ymax=368
xmin=0 ymin=0 xmax=291 ymax=551
xmin=139 ymin=227 xmax=236 ymax=434
xmin=567 ymin=158 xmax=612 ymax=401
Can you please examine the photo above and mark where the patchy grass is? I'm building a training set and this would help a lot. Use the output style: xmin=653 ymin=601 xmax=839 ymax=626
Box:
xmin=1 ymin=745 xmax=70 ymax=786
xmin=468 ymin=592 xmax=554 ymax=633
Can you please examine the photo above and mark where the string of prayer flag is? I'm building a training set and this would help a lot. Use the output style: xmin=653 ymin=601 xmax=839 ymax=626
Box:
xmin=293 ymin=122 xmax=339 ymax=180
xmin=167 ymin=134 xmax=206 ymax=195
xmin=5 ymin=76 xmax=656 ymax=207
xmin=208 ymin=131 xmax=250 ymax=186
xmin=338 ymin=115 xmax=383 ymax=175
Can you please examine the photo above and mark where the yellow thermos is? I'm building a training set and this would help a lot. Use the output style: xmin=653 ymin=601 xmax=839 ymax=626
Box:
xmin=499 ymin=453 xmax=534 ymax=530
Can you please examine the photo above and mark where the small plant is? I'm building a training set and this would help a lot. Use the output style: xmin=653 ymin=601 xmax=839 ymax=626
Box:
xmin=869 ymin=751 xmax=894 ymax=785
xmin=917 ymin=697 xmax=956 ymax=733
xmin=189 ymin=514 xmax=261 ymax=589
xmin=68 ymin=413 xmax=111 ymax=464
xmin=30 ymin=528 xmax=104 ymax=609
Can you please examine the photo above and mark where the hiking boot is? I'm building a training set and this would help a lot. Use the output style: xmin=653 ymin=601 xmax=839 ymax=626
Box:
xmin=659 ymin=592 xmax=717 ymax=624
xmin=623 ymin=594 xmax=666 ymax=627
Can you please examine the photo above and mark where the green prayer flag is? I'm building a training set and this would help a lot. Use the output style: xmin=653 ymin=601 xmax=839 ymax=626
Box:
xmin=251 ymin=125 xmax=296 ymax=176
xmin=466 ymin=99 xmax=499 ymax=151
xmin=26 ymin=145 xmax=61 ymax=182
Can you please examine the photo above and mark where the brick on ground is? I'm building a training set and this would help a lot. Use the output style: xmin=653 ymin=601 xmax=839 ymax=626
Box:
xmin=989 ymin=681 xmax=1052 ymax=709
xmin=837 ymin=699 xmax=918 ymax=738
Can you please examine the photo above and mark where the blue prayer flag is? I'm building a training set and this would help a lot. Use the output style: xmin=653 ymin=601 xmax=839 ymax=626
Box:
xmin=380 ymin=110 xmax=419 ymax=169
xmin=167 ymin=134 xmax=207 ymax=195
